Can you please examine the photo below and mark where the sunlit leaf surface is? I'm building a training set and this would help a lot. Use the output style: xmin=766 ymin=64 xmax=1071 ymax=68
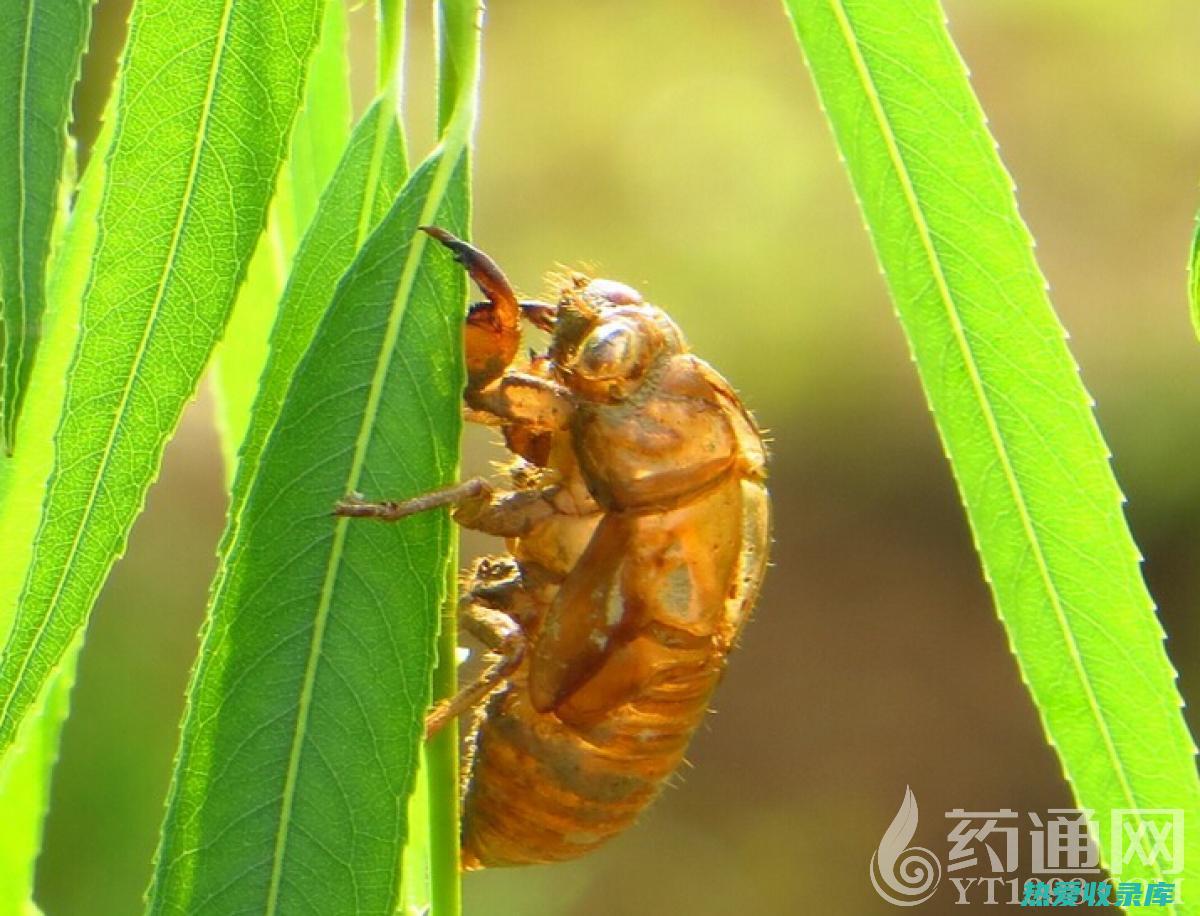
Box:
xmin=0 ymin=0 xmax=92 ymax=451
xmin=0 ymin=0 xmax=324 ymax=761
xmin=150 ymin=152 xmax=468 ymax=915
xmin=784 ymin=0 xmax=1200 ymax=905
xmin=0 ymin=108 xmax=108 ymax=916
xmin=212 ymin=0 xmax=352 ymax=473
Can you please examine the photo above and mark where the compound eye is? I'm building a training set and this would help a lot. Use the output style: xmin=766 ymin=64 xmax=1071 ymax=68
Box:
xmin=575 ymin=320 xmax=644 ymax=381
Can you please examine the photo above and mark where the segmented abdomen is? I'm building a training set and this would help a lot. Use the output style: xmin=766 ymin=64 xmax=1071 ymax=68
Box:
xmin=461 ymin=478 xmax=769 ymax=868
xmin=461 ymin=659 xmax=721 ymax=868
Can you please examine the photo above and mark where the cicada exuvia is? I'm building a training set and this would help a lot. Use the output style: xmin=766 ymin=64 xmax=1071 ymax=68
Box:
xmin=336 ymin=228 xmax=770 ymax=868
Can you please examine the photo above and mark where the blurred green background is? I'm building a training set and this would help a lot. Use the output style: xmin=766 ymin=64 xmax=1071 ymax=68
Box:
xmin=36 ymin=1 xmax=1200 ymax=913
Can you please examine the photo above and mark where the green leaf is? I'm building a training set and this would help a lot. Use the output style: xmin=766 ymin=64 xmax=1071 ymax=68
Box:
xmin=151 ymin=0 xmax=481 ymax=895
xmin=398 ymin=746 xmax=436 ymax=915
xmin=155 ymin=0 xmax=478 ymax=903
xmin=224 ymin=97 xmax=407 ymax=538
xmin=212 ymin=0 xmax=352 ymax=472
xmin=284 ymin=0 xmax=353 ymax=238
xmin=784 ymin=0 xmax=1200 ymax=902
xmin=0 ymin=99 xmax=112 ymax=916
xmin=0 ymin=650 xmax=75 ymax=914
xmin=0 ymin=0 xmax=325 ymax=760
xmin=0 ymin=0 xmax=93 ymax=453
xmin=150 ymin=151 xmax=469 ymax=916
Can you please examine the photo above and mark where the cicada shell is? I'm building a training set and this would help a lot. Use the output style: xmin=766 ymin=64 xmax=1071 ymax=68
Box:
xmin=336 ymin=228 xmax=770 ymax=868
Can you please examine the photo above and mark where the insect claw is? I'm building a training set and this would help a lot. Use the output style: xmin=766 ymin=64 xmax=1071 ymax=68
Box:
xmin=420 ymin=226 xmax=494 ymax=276
xmin=420 ymin=227 xmax=516 ymax=305
xmin=421 ymin=225 xmax=523 ymax=388
xmin=419 ymin=226 xmax=477 ymax=269
xmin=418 ymin=224 xmax=455 ymax=245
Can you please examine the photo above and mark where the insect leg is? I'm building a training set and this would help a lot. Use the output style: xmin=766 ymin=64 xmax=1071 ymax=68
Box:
xmin=421 ymin=227 xmax=521 ymax=392
xmin=462 ymin=299 xmax=555 ymax=331
xmin=469 ymin=372 xmax=573 ymax=430
xmin=335 ymin=479 xmax=559 ymax=537
xmin=425 ymin=563 xmax=530 ymax=738
xmin=452 ymin=485 xmax=559 ymax=538
xmin=333 ymin=478 xmax=492 ymax=522
xmin=425 ymin=635 xmax=523 ymax=738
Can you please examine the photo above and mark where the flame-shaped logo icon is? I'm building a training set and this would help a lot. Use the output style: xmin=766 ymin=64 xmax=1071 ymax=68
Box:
xmin=870 ymin=786 xmax=943 ymax=906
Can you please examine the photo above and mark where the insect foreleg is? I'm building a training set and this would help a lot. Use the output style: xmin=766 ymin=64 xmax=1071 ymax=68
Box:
xmin=421 ymin=226 xmax=522 ymax=395
xmin=464 ymin=299 xmax=556 ymax=331
xmin=468 ymin=373 xmax=573 ymax=430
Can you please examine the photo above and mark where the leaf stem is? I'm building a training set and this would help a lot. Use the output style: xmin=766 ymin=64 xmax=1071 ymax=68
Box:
xmin=424 ymin=2 xmax=482 ymax=912
xmin=378 ymin=0 xmax=406 ymax=105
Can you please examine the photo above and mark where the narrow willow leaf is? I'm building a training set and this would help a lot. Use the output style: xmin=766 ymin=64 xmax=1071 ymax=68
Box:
xmin=0 ymin=650 xmax=75 ymax=913
xmin=0 ymin=109 xmax=111 ymax=720
xmin=0 ymin=110 xmax=104 ymax=535
xmin=0 ymin=0 xmax=93 ymax=453
xmin=224 ymin=98 xmax=407 ymax=533
xmin=0 ymin=0 xmax=325 ymax=760
xmin=784 ymin=0 xmax=1200 ymax=901
xmin=285 ymin=0 xmax=352 ymax=237
xmin=150 ymin=150 xmax=469 ymax=915
xmin=0 ymin=107 xmax=111 ymax=916
xmin=212 ymin=0 xmax=352 ymax=471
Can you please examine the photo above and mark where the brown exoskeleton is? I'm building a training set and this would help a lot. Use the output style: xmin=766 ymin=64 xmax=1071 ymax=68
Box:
xmin=335 ymin=228 xmax=770 ymax=868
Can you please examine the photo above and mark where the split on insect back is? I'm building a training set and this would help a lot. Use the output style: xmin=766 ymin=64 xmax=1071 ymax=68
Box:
xmin=336 ymin=228 xmax=771 ymax=869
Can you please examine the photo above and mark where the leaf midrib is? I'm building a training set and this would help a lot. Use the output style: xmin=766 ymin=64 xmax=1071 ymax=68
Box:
xmin=262 ymin=152 xmax=461 ymax=914
xmin=825 ymin=0 xmax=1160 ymax=888
xmin=0 ymin=0 xmax=240 ymax=739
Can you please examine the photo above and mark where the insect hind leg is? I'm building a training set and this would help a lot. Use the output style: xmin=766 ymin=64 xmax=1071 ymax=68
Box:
xmin=425 ymin=557 xmax=534 ymax=738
